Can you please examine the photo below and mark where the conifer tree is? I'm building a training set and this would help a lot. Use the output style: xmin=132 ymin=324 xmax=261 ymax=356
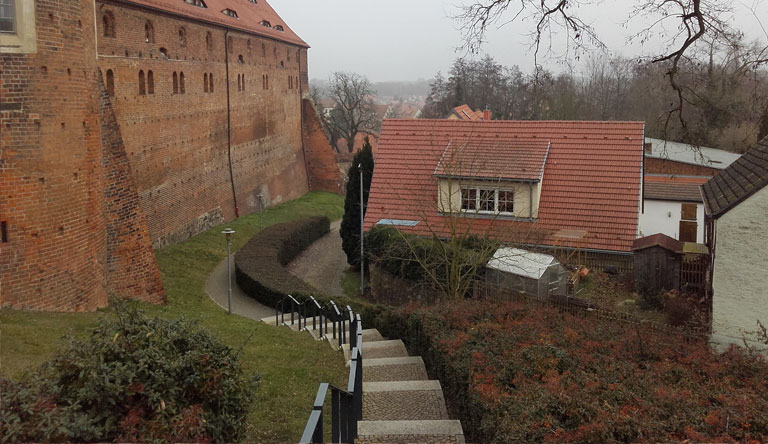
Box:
xmin=340 ymin=137 xmax=374 ymax=267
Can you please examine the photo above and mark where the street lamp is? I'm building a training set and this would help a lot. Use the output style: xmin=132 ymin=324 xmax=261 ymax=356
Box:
xmin=359 ymin=163 xmax=364 ymax=296
xmin=222 ymin=228 xmax=236 ymax=315
xmin=257 ymin=193 xmax=264 ymax=232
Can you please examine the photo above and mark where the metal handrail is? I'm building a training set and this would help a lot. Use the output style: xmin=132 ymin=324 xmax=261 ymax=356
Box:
xmin=300 ymin=313 xmax=364 ymax=443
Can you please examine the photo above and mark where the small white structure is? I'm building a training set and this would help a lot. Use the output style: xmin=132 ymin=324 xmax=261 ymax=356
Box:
xmin=639 ymin=176 xmax=707 ymax=243
xmin=485 ymin=247 xmax=567 ymax=298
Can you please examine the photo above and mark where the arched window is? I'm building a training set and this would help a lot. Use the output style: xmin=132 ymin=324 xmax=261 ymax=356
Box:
xmin=260 ymin=20 xmax=271 ymax=28
xmin=288 ymin=76 xmax=292 ymax=90
xmin=138 ymin=70 xmax=146 ymax=95
xmin=265 ymin=74 xmax=268 ymax=90
xmin=147 ymin=70 xmax=154 ymax=94
xmin=159 ymin=47 xmax=168 ymax=59
xmin=237 ymin=74 xmax=241 ymax=91
xmin=241 ymin=74 xmax=245 ymax=91
xmin=180 ymin=72 xmax=185 ymax=94
xmin=262 ymin=43 xmax=266 ymax=58
xmin=178 ymin=27 xmax=186 ymax=48
xmin=106 ymin=69 xmax=115 ymax=96
xmin=204 ymin=73 xmax=208 ymax=93
xmin=280 ymin=61 xmax=284 ymax=69
xmin=209 ymin=73 xmax=214 ymax=93
xmin=274 ymin=25 xmax=284 ymax=32
xmin=103 ymin=11 xmax=115 ymax=38
xmin=287 ymin=49 xmax=291 ymax=62
xmin=206 ymin=31 xmax=213 ymax=51
xmin=173 ymin=72 xmax=178 ymax=94
xmin=238 ymin=55 xmax=244 ymax=64
xmin=145 ymin=20 xmax=154 ymax=43
xmin=247 ymin=39 xmax=252 ymax=56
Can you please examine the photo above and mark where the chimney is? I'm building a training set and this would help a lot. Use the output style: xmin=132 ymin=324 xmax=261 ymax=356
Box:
xmin=483 ymin=109 xmax=491 ymax=121
xmin=644 ymin=142 xmax=653 ymax=154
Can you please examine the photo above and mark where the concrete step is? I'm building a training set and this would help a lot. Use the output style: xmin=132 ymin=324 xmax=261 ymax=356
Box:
xmin=363 ymin=381 xmax=449 ymax=421
xmin=363 ymin=357 xmax=429 ymax=382
xmin=344 ymin=339 xmax=408 ymax=361
xmin=356 ymin=420 xmax=465 ymax=444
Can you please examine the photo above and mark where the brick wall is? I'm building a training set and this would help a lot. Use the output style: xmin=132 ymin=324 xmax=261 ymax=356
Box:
xmin=98 ymin=72 xmax=166 ymax=305
xmin=645 ymin=157 xmax=720 ymax=176
xmin=95 ymin=2 xmax=309 ymax=247
xmin=302 ymin=98 xmax=342 ymax=193
xmin=1 ymin=0 xmax=109 ymax=311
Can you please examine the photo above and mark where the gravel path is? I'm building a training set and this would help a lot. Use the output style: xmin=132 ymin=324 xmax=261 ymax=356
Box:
xmin=286 ymin=220 xmax=348 ymax=298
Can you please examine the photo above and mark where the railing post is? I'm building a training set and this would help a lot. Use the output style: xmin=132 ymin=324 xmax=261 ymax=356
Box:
xmin=340 ymin=394 xmax=350 ymax=444
xmin=291 ymin=299 xmax=295 ymax=325
xmin=331 ymin=388 xmax=340 ymax=443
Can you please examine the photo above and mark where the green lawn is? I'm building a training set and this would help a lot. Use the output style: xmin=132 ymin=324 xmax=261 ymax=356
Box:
xmin=341 ymin=269 xmax=362 ymax=298
xmin=0 ymin=191 xmax=347 ymax=442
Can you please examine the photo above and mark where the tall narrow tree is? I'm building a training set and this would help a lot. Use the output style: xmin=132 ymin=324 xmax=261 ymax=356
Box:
xmin=340 ymin=138 xmax=375 ymax=267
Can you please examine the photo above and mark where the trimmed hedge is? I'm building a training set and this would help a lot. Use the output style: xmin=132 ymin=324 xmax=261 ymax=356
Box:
xmin=234 ymin=216 xmax=386 ymax=325
xmin=235 ymin=216 xmax=330 ymax=308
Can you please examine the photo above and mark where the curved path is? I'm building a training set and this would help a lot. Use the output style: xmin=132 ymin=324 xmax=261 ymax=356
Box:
xmin=205 ymin=220 xmax=347 ymax=319
xmin=286 ymin=220 xmax=347 ymax=298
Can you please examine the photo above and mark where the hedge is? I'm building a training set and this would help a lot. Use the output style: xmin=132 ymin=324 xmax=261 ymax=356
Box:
xmin=234 ymin=216 xmax=385 ymax=325
xmin=373 ymin=301 xmax=768 ymax=444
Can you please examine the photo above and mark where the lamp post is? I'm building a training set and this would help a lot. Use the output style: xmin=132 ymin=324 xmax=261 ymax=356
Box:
xmin=222 ymin=228 xmax=235 ymax=315
xmin=257 ymin=193 xmax=264 ymax=232
xmin=359 ymin=163 xmax=364 ymax=296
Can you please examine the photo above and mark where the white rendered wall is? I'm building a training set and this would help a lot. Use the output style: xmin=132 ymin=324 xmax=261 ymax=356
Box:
xmin=639 ymin=200 xmax=705 ymax=243
xmin=712 ymin=187 xmax=768 ymax=346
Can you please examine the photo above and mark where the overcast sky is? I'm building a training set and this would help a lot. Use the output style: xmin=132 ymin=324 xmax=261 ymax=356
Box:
xmin=269 ymin=0 xmax=768 ymax=83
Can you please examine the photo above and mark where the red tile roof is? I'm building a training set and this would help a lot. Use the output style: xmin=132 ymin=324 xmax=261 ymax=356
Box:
xmin=450 ymin=105 xmax=485 ymax=121
xmin=434 ymin=139 xmax=549 ymax=181
xmin=644 ymin=175 xmax=709 ymax=202
xmin=701 ymin=137 xmax=768 ymax=218
xmin=122 ymin=0 xmax=308 ymax=47
xmin=364 ymin=119 xmax=645 ymax=253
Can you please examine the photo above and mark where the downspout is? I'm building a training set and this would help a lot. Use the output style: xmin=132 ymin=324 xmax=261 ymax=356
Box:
xmin=224 ymin=29 xmax=239 ymax=217
xmin=298 ymin=47 xmax=311 ymax=192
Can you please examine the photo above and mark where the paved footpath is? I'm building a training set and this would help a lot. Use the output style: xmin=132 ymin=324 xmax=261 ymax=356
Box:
xmin=286 ymin=220 xmax=347 ymax=298
xmin=205 ymin=220 xmax=347 ymax=319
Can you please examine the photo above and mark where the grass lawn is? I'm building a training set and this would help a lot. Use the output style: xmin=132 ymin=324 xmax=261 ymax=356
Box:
xmin=341 ymin=269 xmax=362 ymax=298
xmin=0 ymin=191 xmax=348 ymax=442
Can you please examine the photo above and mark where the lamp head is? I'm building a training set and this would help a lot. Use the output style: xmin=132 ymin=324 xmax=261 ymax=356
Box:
xmin=221 ymin=228 xmax=235 ymax=237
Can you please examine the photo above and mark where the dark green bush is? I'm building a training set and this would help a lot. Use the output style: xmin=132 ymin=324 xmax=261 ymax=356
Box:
xmin=234 ymin=216 xmax=385 ymax=325
xmin=235 ymin=216 xmax=330 ymax=308
xmin=0 ymin=305 xmax=258 ymax=443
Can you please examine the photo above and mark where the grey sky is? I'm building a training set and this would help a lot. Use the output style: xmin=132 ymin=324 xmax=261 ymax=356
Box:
xmin=269 ymin=0 xmax=768 ymax=83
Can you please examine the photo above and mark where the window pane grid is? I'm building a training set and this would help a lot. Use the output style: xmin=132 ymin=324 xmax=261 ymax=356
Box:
xmin=461 ymin=187 xmax=515 ymax=214
xmin=0 ymin=0 xmax=14 ymax=33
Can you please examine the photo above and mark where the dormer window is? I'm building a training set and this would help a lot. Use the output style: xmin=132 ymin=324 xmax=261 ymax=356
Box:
xmin=260 ymin=20 xmax=271 ymax=28
xmin=274 ymin=25 xmax=284 ymax=32
xmin=222 ymin=8 xmax=238 ymax=18
xmin=184 ymin=0 xmax=207 ymax=8
xmin=247 ymin=0 xmax=257 ymax=3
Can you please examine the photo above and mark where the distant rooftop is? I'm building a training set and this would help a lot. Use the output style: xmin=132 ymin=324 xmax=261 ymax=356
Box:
xmin=645 ymin=138 xmax=741 ymax=170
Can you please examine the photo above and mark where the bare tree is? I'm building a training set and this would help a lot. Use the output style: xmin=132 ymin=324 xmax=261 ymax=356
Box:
xmin=327 ymin=72 xmax=379 ymax=153
xmin=456 ymin=0 xmax=768 ymax=142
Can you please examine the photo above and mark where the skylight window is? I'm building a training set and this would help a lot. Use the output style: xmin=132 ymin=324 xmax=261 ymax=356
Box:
xmin=260 ymin=20 xmax=271 ymax=28
xmin=222 ymin=8 xmax=238 ymax=18
xmin=274 ymin=25 xmax=284 ymax=31
xmin=184 ymin=0 xmax=206 ymax=8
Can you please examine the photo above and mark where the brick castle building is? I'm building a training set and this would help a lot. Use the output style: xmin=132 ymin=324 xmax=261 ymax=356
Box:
xmin=1 ymin=0 xmax=340 ymax=311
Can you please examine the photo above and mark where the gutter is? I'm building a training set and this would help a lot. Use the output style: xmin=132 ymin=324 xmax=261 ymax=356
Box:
xmin=224 ymin=28 xmax=239 ymax=217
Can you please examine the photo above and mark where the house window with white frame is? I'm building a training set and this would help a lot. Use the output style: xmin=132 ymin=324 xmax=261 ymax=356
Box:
xmin=461 ymin=186 xmax=514 ymax=214
xmin=0 ymin=0 xmax=15 ymax=33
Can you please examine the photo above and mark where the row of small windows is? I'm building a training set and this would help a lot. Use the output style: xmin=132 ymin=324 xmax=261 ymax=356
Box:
xmin=105 ymin=12 xmax=297 ymax=62
xmin=104 ymin=70 xmax=297 ymax=96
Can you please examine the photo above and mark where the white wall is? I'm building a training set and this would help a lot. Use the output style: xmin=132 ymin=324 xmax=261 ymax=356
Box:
xmin=712 ymin=187 xmax=768 ymax=345
xmin=639 ymin=200 xmax=705 ymax=243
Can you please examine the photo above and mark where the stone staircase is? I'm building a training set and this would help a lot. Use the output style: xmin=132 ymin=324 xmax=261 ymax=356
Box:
xmin=261 ymin=314 xmax=465 ymax=444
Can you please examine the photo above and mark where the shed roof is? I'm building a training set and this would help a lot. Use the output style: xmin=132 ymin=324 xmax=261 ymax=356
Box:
xmin=487 ymin=247 xmax=560 ymax=280
xmin=632 ymin=233 xmax=683 ymax=253
xmin=121 ymin=0 xmax=308 ymax=47
xmin=364 ymin=119 xmax=644 ymax=252
xmin=700 ymin=137 xmax=768 ymax=218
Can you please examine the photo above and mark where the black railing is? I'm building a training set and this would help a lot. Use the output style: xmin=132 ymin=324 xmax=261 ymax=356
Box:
xmin=300 ymin=312 xmax=364 ymax=443
xmin=274 ymin=296 xmax=356 ymax=347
